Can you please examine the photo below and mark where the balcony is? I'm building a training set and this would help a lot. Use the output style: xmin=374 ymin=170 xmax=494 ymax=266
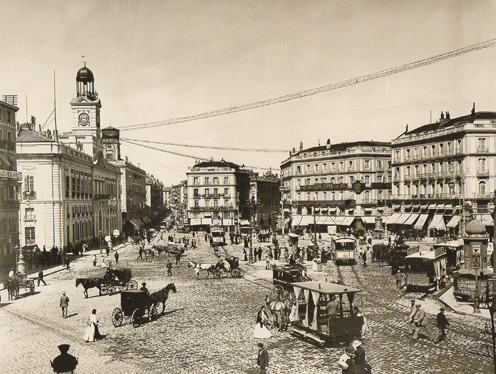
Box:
xmin=190 ymin=206 xmax=233 ymax=212
xmin=477 ymin=147 xmax=489 ymax=153
xmin=477 ymin=169 xmax=490 ymax=177
xmin=370 ymin=182 xmax=391 ymax=189
xmin=23 ymin=191 xmax=36 ymax=199
xmin=24 ymin=215 xmax=36 ymax=222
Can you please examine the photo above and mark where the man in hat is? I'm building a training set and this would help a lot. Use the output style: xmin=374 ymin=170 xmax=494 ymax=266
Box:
xmin=412 ymin=303 xmax=426 ymax=340
xmin=256 ymin=343 xmax=269 ymax=374
xmin=433 ymin=306 xmax=450 ymax=343
xmin=60 ymin=292 xmax=69 ymax=318
xmin=140 ymin=282 xmax=149 ymax=295
xmin=338 ymin=345 xmax=356 ymax=374
xmin=352 ymin=340 xmax=371 ymax=373
xmin=51 ymin=344 xmax=78 ymax=373
xmin=408 ymin=299 xmax=417 ymax=335
xmin=166 ymin=259 xmax=173 ymax=276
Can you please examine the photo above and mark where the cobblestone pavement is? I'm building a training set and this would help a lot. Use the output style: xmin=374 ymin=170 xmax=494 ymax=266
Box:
xmin=0 ymin=233 xmax=494 ymax=373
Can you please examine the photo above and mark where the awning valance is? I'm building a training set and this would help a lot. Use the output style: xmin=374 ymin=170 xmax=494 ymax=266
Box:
xmin=428 ymin=204 xmax=436 ymax=210
xmin=404 ymin=213 xmax=419 ymax=226
xmin=333 ymin=216 xmax=345 ymax=225
xmin=361 ymin=216 xmax=376 ymax=224
xmin=190 ymin=218 xmax=202 ymax=225
xmin=428 ymin=214 xmax=446 ymax=231
xmin=414 ymin=214 xmax=429 ymax=230
xmin=201 ymin=218 xmax=213 ymax=225
xmin=446 ymin=215 xmax=460 ymax=228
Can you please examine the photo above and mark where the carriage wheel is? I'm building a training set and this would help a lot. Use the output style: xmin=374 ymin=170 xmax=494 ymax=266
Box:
xmin=128 ymin=280 xmax=138 ymax=290
xmin=112 ymin=308 xmax=123 ymax=327
xmin=30 ymin=282 xmax=35 ymax=294
xmin=213 ymin=271 xmax=221 ymax=279
xmin=132 ymin=308 xmax=142 ymax=328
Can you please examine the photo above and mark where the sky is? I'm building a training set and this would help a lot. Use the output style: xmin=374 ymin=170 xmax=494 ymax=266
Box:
xmin=1 ymin=0 xmax=496 ymax=185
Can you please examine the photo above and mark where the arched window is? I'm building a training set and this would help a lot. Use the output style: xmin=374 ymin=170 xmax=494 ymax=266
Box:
xmin=479 ymin=181 xmax=486 ymax=196
xmin=364 ymin=191 xmax=370 ymax=201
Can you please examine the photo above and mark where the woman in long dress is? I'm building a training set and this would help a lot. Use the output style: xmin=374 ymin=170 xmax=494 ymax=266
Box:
xmin=84 ymin=309 xmax=103 ymax=342
xmin=254 ymin=307 xmax=272 ymax=339
xmin=289 ymin=302 xmax=299 ymax=325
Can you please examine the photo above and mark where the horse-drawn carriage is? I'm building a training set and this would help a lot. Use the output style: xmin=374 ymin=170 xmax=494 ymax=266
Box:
xmin=187 ymin=257 xmax=244 ymax=279
xmin=75 ymin=267 xmax=138 ymax=298
xmin=272 ymin=265 xmax=311 ymax=302
xmin=112 ymin=283 xmax=177 ymax=328
xmin=5 ymin=273 xmax=35 ymax=300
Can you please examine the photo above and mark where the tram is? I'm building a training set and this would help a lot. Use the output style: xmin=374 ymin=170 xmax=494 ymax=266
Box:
xmin=332 ymin=236 xmax=358 ymax=265
xmin=404 ymin=247 xmax=447 ymax=292
xmin=289 ymin=281 xmax=363 ymax=346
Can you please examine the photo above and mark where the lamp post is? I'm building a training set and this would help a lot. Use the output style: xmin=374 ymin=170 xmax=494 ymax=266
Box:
xmin=281 ymin=193 xmax=287 ymax=237
xmin=249 ymin=196 xmax=255 ymax=263
xmin=107 ymin=196 xmax=117 ymax=251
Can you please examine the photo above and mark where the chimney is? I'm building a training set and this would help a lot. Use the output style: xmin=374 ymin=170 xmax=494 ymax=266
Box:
xmin=326 ymin=139 xmax=331 ymax=149
xmin=299 ymin=141 xmax=303 ymax=151
xmin=406 ymin=124 xmax=408 ymax=133
xmin=446 ymin=111 xmax=450 ymax=120
xmin=440 ymin=111 xmax=444 ymax=120
xmin=471 ymin=102 xmax=476 ymax=115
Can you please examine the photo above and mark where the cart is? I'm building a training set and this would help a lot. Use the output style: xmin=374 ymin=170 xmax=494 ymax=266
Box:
xmin=289 ymin=281 xmax=363 ymax=347
xmin=221 ymin=256 xmax=244 ymax=278
xmin=111 ymin=290 xmax=155 ymax=328
xmin=101 ymin=267 xmax=138 ymax=295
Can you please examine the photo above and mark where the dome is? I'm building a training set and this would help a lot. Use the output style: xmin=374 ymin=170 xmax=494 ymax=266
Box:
xmin=76 ymin=66 xmax=94 ymax=82
xmin=465 ymin=219 xmax=486 ymax=235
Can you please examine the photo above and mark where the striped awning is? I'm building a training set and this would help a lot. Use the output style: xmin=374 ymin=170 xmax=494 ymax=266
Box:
xmin=316 ymin=216 xmax=336 ymax=225
xmin=333 ymin=216 xmax=345 ymax=225
xmin=361 ymin=216 xmax=376 ymax=225
xmin=446 ymin=216 xmax=460 ymax=228
xmin=414 ymin=214 xmax=429 ymax=230
xmin=339 ymin=217 xmax=355 ymax=226
xmin=395 ymin=213 xmax=412 ymax=225
xmin=428 ymin=214 xmax=446 ymax=231
xmin=384 ymin=213 xmax=401 ymax=225
xmin=404 ymin=213 xmax=419 ymax=226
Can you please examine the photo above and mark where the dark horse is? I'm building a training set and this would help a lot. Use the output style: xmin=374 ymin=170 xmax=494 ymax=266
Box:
xmin=75 ymin=277 xmax=104 ymax=298
xmin=6 ymin=276 xmax=20 ymax=300
xmin=148 ymin=283 xmax=177 ymax=315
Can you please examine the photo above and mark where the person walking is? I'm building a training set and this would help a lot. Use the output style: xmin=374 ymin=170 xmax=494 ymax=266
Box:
xmin=338 ymin=345 xmax=356 ymax=374
xmin=362 ymin=248 xmax=367 ymax=267
xmin=433 ymin=306 xmax=450 ymax=343
xmin=84 ymin=309 xmax=103 ymax=342
xmin=412 ymin=303 xmax=426 ymax=340
xmin=60 ymin=291 xmax=69 ymax=318
xmin=408 ymin=299 xmax=416 ymax=335
xmin=167 ymin=259 xmax=173 ymax=276
xmin=256 ymin=343 xmax=269 ymax=374
xmin=93 ymin=255 xmax=97 ymax=267
xmin=175 ymin=252 xmax=181 ymax=265
xmin=114 ymin=251 xmax=119 ymax=265
xmin=38 ymin=269 xmax=47 ymax=286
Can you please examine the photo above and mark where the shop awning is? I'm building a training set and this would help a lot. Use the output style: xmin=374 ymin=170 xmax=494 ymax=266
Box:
xmin=446 ymin=216 xmax=460 ymax=228
xmin=428 ymin=204 xmax=436 ymax=210
xmin=414 ymin=214 xmax=429 ymax=230
xmin=240 ymin=219 xmax=250 ymax=226
xmin=384 ymin=213 xmax=401 ymax=225
xmin=361 ymin=216 xmax=376 ymax=225
xmin=420 ymin=204 xmax=428 ymax=210
xmin=444 ymin=204 xmax=453 ymax=211
xmin=0 ymin=153 xmax=11 ymax=168
xmin=436 ymin=204 xmax=445 ymax=211
xmin=395 ymin=213 xmax=412 ymax=225
xmin=339 ymin=217 xmax=355 ymax=226
xmin=428 ymin=214 xmax=446 ymax=231
xmin=404 ymin=213 xmax=419 ymax=226
xmin=333 ymin=216 xmax=345 ymax=225
xmin=316 ymin=216 xmax=336 ymax=225
xmin=403 ymin=204 xmax=412 ymax=210
xmin=190 ymin=218 xmax=202 ymax=225
xmin=392 ymin=204 xmax=401 ymax=211
xmin=314 ymin=208 xmax=320 ymax=212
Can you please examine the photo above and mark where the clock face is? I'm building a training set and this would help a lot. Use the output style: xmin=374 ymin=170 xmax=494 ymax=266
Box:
xmin=78 ymin=112 xmax=90 ymax=126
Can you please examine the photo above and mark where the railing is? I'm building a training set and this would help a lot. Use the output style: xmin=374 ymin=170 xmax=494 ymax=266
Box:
xmin=190 ymin=206 xmax=234 ymax=211
xmin=24 ymin=215 xmax=36 ymax=222
xmin=370 ymin=182 xmax=391 ymax=189
xmin=477 ymin=170 xmax=490 ymax=177
xmin=299 ymin=182 xmax=349 ymax=191
xmin=477 ymin=147 xmax=489 ymax=153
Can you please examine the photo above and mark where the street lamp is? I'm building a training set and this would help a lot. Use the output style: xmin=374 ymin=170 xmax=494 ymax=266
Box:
xmin=281 ymin=193 xmax=287 ymax=237
xmin=107 ymin=196 xmax=117 ymax=251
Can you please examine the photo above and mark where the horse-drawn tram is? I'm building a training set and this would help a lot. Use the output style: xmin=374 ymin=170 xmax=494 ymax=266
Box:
xmin=332 ymin=236 xmax=358 ymax=265
xmin=289 ymin=281 xmax=363 ymax=347
xmin=272 ymin=265 xmax=311 ymax=300
xmin=404 ymin=247 xmax=447 ymax=292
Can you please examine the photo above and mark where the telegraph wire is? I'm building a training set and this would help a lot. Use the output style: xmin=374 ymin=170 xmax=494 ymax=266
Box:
xmin=121 ymin=139 xmax=275 ymax=171
xmin=122 ymin=142 xmax=188 ymax=173
xmin=120 ymin=138 xmax=288 ymax=153
xmin=119 ymin=37 xmax=496 ymax=132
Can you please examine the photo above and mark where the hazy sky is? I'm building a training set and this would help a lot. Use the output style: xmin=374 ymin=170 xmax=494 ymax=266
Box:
xmin=1 ymin=0 xmax=496 ymax=185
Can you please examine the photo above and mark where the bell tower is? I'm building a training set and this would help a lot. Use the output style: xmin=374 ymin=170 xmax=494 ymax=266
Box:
xmin=70 ymin=63 xmax=102 ymax=138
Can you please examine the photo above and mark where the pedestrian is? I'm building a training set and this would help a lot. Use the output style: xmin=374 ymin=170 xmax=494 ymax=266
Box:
xmin=93 ymin=255 xmax=97 ymax=267
xmin=363 ymin=248 xmax=367 ymax=267
xmin=60 ymin=291 xmax=69 ymax=318
xmin=167 ymin=259 xmax=173 ymax=276
xmin=114 ymin=251 xmax=119 ymax=265
xmin=395 ymin=269 xmax=404 ymax=289
xmin=38 ymin=269 xmax=47 ymax=286
xmin=352 ymin=340 xmax=371 ymax=373
xmin=176 ymin=251 xmax=181 ymax=265
xmin=256 ymin=343 xmax=269 ymax=374
xmin=265 ymin=252 xmax=271 ymax=270
xmin=66 ymin=257 xmax=71 ymax=271
xmin=407 ymin=299 xmax=416 ymax=335
xmin=433 ymin=306 xmax=450 ymax=343
xmin=412 ymin=303 xmax=426 ymax=340
xmin=354 ymin=306 xmax=369 ymax=337
xmin=338 ymin=345 xmax=356 ymax=374
xmin=84 ymin=309 xmax=103 ymax=342
xmin=243 ymin=248 xmax=247 ymax=261
xmin=105 ymin=245 xmax=110 ymax=257
xmin=50 ymin=344 xmax=78 ymax=373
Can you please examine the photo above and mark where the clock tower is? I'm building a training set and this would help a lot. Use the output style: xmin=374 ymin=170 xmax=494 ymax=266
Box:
xmin=70 ymin=63 xmax=102 ymax=138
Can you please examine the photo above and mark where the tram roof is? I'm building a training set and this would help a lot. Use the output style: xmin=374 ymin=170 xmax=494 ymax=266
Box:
xmin=291 ymin=281 xmax=361 ymax=294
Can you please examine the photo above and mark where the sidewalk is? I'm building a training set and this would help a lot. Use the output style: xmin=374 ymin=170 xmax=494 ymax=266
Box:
xmin=439 ymin=286 xmax=491 ymax=320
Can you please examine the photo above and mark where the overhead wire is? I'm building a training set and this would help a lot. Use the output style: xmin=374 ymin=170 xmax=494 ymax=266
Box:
xmin=122 ymin=142 xmax=188 ymax=173
xmin=40 ymin=109 xmax=55 ymax=130
xmin=121 ymin=138 xmax=275 ymax=171
xmin=119 ymin=37 xmax=496 ymax=132
xmin=120 ymin=138 xmax=288 ymax=153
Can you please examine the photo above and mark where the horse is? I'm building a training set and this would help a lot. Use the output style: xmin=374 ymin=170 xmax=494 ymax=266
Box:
xmin=149 ymin=283 xmax=177 ymax=315
xmin=75 ymin=277 xmax=104 ymax=298
xmin=187 ymin=260 xmax=216 ymax=279
xmin=6 ymin=276 xmax=19 ymax=300
xmin=373 ymin=243 xmax=390 ymax=266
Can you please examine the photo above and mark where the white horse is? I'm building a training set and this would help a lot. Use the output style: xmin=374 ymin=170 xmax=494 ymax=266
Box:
xmin=187 ymin=259 xmax=216 ymax=279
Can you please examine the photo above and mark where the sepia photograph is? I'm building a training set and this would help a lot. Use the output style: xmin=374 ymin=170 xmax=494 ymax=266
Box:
xmin=1 ymin=1 xmax=496 ymax=373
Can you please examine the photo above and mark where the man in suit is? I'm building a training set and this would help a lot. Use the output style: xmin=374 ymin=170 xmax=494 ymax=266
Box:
xmin=257 ymin=343 xmax=269 ymax=374
xmin=412 ymin=303 xmax=426 ymax=340
xmin=60 ymin=291 xmax=69 ymax=318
